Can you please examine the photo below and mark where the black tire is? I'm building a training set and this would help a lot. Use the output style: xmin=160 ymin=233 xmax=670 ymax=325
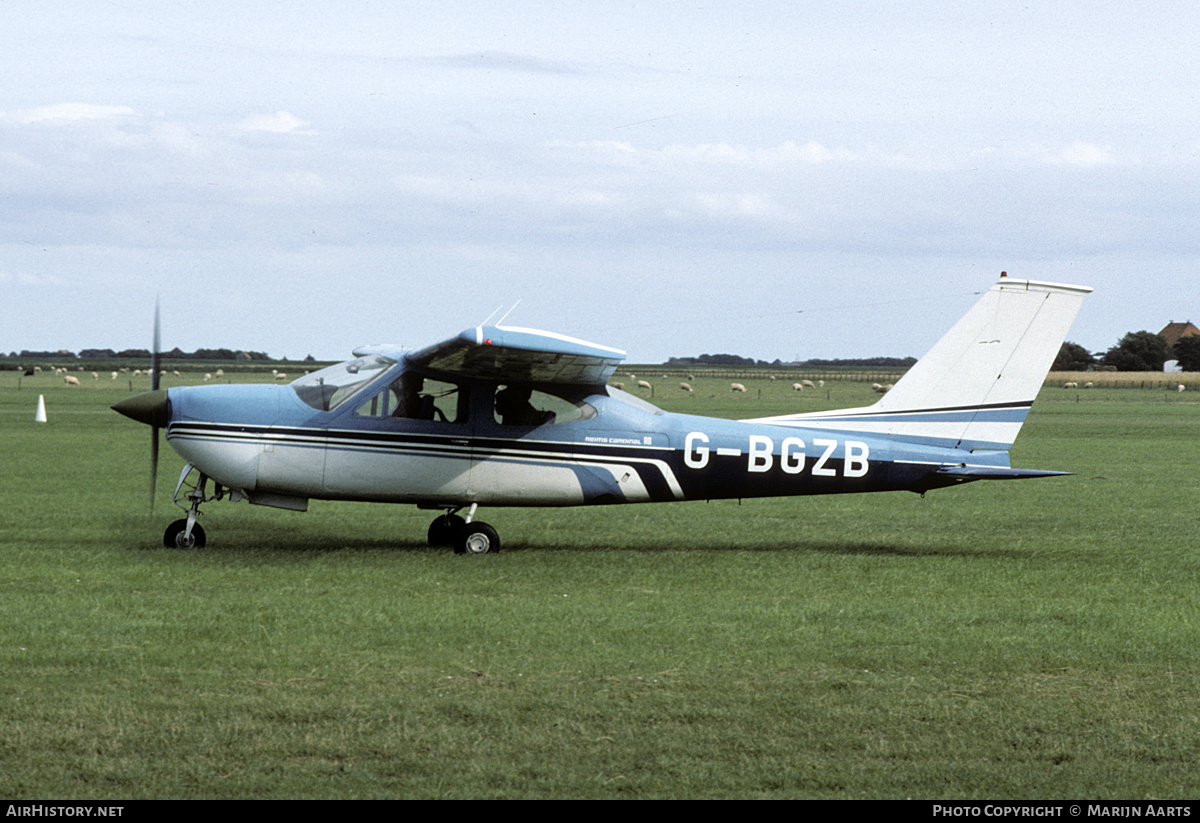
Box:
xmin=427 ymin=514 xmax=466 ymax=547
xmin=454 ymin=522 xmax=499 ymax=555
xmin=163 ymin=519 xmax=206 ymax=549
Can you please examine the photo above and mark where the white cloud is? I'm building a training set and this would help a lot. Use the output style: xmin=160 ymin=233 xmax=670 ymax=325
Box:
xmin=9 ymin=103 xmax=134 ymax=124
xmin=239 ymin=111 xmax=311 ymax=134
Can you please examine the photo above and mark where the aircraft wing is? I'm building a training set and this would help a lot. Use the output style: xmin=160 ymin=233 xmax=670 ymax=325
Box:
xmin=401 ymin=325 xmax=626 ymax=385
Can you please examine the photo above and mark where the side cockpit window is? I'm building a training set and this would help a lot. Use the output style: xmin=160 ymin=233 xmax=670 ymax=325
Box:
xmin=494 ymin=384 xmax=595 ymax=427
xmin=355 ymin=373 xmax=467 ymax=424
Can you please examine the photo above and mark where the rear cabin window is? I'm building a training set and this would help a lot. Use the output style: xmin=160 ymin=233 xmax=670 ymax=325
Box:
xmin=494 ymin=385 xmax=595 ymax=426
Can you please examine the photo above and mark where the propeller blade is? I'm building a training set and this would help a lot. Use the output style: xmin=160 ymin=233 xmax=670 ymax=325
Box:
xmin=150 ymin=297 xmax=161 ymax=509
xmin=151 ymin=297 xmax=161 ymax=392
xmin=150 ymin=425 xmax=160 ymax=512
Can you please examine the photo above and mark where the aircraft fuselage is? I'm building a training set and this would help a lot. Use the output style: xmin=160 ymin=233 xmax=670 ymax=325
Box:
xmin=162 ymin=377 xmax=971 ymax=513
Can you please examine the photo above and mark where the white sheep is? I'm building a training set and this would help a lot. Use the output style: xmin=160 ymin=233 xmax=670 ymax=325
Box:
xmin=636 ymin=379 xmax=652 ymax=390
xmin=802 ymin=379 xmax=816 ymax=389
xmin=1178 ymin=384 xmax=1186 ymax=393
xmin=90 ymin=372 xmax=98 ymax=380
xmin=818 ymin=380 xmax=825 ymax=388
xmin=611 ymin=382 xmax=625 ymax=390
xmin=1084 ymin=381 xmax=1094 ymax=389
xmin=792 ymin=383 xmax=804 ymax=391
xmin=274 ymin=372 xmax=288 ymax=381
xmin=204 ymin=373 xmax=213 ymax=381
xmin=679 ymin=382 xmax=693 ymax=392
xmin=1063 ymin=381 xmax=1078 ymax=389
xmin=731 ymin=383 xmax=746 ymax=393
xmin=110 ymin=372 xmax=118 ymax=380
xmin=63 ymin=375 xmax=80 ymax=386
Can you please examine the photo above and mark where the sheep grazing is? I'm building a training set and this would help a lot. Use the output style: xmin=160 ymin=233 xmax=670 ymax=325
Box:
xmin=204 ymin=373 xmax=213 ymax=381
xmin=636 ymin=380 xmax=652 ymax=390
xmin=1084 ymin=381 xmax=1094 ymax=389
xmin=730 ymin=383 xmax=747 ymax=393
xmin=1063 ymin=381 xmax=1078 ymax=389
xmin=818 ymin=380 xmax=825 ymax=388
xmin=610 ymin=382 xmax=625 ymax=390
xmin=872 ymin=383 xmax=893 ymax=394
xmin=215 ymin=369 xmax=224 ymax=377
xmin=63 ymin=375 xmax=80 ymax=386
xmin=1178 ymin=384 xmax=1186 ymax=393
xmin=274 ymin=372 xmax=288 ymax=381
xmin=679 ymin=382 xmax=693 ymax=392
xmin=792 ymin=383 xmax=804 ymax=391
xmin=110 ymin=372 xmax=118 ymax=380
xmin=802 ymin=379 xmax=816 ymax=389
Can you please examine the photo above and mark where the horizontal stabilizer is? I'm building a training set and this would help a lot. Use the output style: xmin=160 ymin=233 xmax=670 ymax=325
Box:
xmin=934 ymin=466 xmax=1072 ymax=479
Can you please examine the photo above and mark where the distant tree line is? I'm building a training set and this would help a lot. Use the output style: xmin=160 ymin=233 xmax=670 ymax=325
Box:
xmin=667 ymin=353 xmax=917 ymax=369
xmin=1055 ymin=333 xmax=1200 ymax=372
xmin=666 ymin=331 xmax=1200 ymax=374
xmin=667 ymin=354 xmax=785 ymax=367
xmin=794 ymin=356 xmax=917 ymax=369
xmin=8 ymin=347 xmax=291 ymax=361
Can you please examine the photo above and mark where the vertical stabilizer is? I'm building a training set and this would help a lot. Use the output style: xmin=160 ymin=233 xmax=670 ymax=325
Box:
xmin=752 ymin=276 xmax=1092 ymax=451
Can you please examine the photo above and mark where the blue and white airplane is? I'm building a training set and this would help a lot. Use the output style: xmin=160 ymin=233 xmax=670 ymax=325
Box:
xmin=113 ymin=275 xmax=1091 ymax=553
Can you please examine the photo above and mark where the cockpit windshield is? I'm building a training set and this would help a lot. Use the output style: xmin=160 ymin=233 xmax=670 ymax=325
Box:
xmin=292 ymin=355 xmax=397 ymax=411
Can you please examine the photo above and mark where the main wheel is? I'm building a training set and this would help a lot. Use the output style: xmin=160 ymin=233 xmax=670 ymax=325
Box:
xmin=163 ymin=519 xmax=206 ymax=549
xmin=427 ymin=514 xmax=466 ymax=547
xmin=455 ymin=522 xmax=499 ymax=555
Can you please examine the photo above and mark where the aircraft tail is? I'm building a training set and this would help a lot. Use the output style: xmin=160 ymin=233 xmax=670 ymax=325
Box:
xmin=752 ymin=275 xmax=1092 ymax=451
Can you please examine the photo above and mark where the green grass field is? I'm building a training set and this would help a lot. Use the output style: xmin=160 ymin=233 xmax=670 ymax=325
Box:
xmin=2 ymin=370 xmax=1198 ymax=798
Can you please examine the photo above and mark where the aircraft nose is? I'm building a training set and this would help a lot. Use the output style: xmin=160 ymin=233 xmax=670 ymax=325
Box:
xmin=112 ymin=390 xmax=170 ymax=428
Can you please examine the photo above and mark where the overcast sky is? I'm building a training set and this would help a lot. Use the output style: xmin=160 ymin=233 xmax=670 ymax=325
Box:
xmin=4 ymin=1 xmax=1198 ymax=363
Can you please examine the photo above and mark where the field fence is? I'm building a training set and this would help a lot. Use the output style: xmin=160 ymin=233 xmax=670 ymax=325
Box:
xmin=1047 ymin=371 xmax=1200 ymax=390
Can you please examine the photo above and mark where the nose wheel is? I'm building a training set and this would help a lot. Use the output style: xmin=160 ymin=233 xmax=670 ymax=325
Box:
xmin=164 ymin=519 xmax=207 ymax=548
xmin=427 ymin=505 xmax=500 ymax=554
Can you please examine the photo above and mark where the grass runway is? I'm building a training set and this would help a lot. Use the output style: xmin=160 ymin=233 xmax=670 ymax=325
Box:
xmin=2 ymin=371 xmax=1198 ymax=798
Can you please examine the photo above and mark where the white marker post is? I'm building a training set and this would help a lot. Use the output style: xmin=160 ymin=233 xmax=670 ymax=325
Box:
xmin=35 ymin=394 xmax=47 ymax=423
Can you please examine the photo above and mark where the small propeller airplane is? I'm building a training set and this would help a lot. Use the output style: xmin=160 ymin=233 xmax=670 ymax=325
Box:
xmin=113 ymin=274 xmax=1091 ymax=553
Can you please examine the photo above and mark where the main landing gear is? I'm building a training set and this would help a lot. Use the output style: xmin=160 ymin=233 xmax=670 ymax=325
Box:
xmin=427 ymin=503 xmax=500 ymax=555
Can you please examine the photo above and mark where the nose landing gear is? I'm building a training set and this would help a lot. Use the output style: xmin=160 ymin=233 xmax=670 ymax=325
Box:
xmin=162 ymin=464 xmax=231 ymax=549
